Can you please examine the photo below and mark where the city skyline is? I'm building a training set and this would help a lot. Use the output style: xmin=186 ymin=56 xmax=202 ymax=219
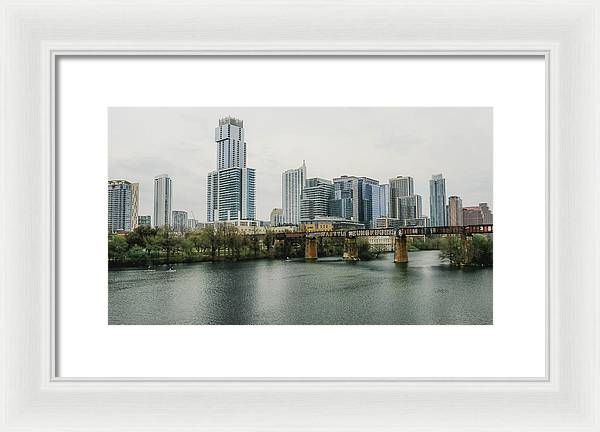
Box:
xmin=108 ymin=107 xmax=493 ymax=222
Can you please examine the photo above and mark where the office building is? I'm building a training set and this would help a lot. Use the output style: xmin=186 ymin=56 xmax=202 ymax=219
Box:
xmin=300 ymin=178 xmax=334 ymax=221
xmin=282 ymin=161 xmax=306 ymax=225
xmin=187 ymin=218 xmax=199 ymax=230
xmin=463 ymin=206 xmax=483 ymax=226
xmin=479 ymin=202 xmax=493 ymax=224
xmin=138 ymin=215 xmax=151 ymax=227
xmin=429 ymin=174 xmax=447 ymax=226
xmin=172 ymin=210 xmax=188 ymax=233
xmin=153 ymin=174 xmax=172 ymax=227
xmin=108 ymin=180 xmax=139 ymax=233
xmin=207 ymin=117 xmax=256 ymax=222
xmin=270 ymin=208 xmax=284 ymax=227
xmin=389 ymin=176 xmax=414 ymax=219
xmin=330 ymin=175 xmax=380 ymax=227
xmin=448 ymin=195 xmax=463 ymax=226
xmin=379 ymin=184 xmax=390 ymax=218
xmin=462 ymin=203 xmax=493 ymax=226
xmin=397 ymin=194 xmax=423 ymax=221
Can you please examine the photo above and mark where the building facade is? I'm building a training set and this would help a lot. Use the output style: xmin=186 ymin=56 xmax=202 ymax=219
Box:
xmin=282 ymin=161 xmax=306 ymax=225
xmin=462 ymin=203 xmax=493 ymax=226
xmin=330 ymin=175 xmax=381 ymax=228
xmin=448 ymin=195 xmax=463 ymax=226
xmin=300 ymin=177 xmax=334 ymax=222
xmin=153 ymin=174 xmax=172 ymax=227
xmin=429 ymin=173 xmax=447 ymax=226
xmin=270 ymin=208 xmax=284 ymax=227
xmin=108 ymin=180 xmax=139 ymax=233
xmin=172 ymin=210 xmax=188 ymax=233
xmin=207 ymin=117 xmax=256 ymax=222
xmin=397 ymin=194 xmax=423 ymax=221
xmin=379 ymin=184 xmax=390 ymax=218
xmin=389 ymin=176 xmax=414 ymax=219
xmin=138 ymin=215 xmax=151 ymax=227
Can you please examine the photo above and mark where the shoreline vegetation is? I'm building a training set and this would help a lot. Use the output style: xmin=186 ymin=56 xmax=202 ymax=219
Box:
xmin=108 ymin=225 xmax=492 ymax=269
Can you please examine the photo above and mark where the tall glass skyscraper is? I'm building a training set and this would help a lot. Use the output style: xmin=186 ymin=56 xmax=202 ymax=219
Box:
xmin=108 ymin=179 xmax=139 ymax=233
xmin=282 ymin=161 xmax=306 ymax=225
xmin=207 ymin=117 xmax=256 ymax=222
xmin=429 ymin=173 xmax=447 ymax=226
xmin=153 ymin=174 xmax=172 ymax=227
xmin=330 ymin=176 xmax=380 ymax=228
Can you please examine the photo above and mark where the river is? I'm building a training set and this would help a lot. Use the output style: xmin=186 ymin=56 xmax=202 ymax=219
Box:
xmin=108 ymin=250 xmax=492 ymax=325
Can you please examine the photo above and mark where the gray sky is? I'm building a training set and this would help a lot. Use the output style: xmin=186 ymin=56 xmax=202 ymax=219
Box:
xmin=108 ymin=107 xmax=493 ymax=222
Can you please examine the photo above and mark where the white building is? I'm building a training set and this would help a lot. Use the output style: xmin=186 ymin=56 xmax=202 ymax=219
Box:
xmin=153 ymin=174 xmax=172 ymax=227
xmin=172 ymin=210 xmax=188 ymax=233
xmin=108 ymin=180 xmax=139 ymax=232
xmin=270 ymin=208 xmax=284 ymax=226
xmin=207 ymin=117 xmax=256 ymax=222
xmin=389 ymin=176 xmax=414 ymax=219
xmin=282 ymin=161 xmax=306 ymax=225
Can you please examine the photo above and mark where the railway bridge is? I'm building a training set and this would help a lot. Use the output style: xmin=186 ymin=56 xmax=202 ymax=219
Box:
xmin=275 ymin=224 xmax=493 ymax=263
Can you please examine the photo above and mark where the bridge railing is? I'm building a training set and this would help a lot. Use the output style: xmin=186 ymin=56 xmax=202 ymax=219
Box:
xmin=275 ymin=224 xmax=493 ymax=240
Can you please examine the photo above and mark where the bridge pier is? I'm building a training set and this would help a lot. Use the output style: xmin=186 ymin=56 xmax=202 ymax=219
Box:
xmin=305 ymin=237 xmax=318 ymax=261
xmin=394 ymin=234 xmax=408 ymax=264
xmin=343 ymin=237 xmax=359 ymax=261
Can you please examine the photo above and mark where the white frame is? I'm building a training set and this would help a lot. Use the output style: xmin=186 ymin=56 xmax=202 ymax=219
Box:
xmin=1 ymin=1 xmax=598 ymax=431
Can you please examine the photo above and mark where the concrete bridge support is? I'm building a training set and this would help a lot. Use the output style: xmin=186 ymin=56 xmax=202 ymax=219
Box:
xmin=305 ymin=237 xmax=318 ymax=261
xmin=394 ymin=234 xmax=408 ymax=263
xmin=343 ymin=237 xmax=359 ymax=261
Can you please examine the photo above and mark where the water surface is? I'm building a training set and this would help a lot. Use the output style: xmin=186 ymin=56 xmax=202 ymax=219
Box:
xmin=108 ymin=251 xmax=492 ymax=325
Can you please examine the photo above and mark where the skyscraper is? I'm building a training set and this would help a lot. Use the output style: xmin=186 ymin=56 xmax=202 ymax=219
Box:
xmin=479 ymin=202 xmax=493 ymax=224
xmin=397 ymin=194 xmax=423 ymax=221
xmin=108 ymin=180 xmax=139 ymax=233
xmin=330 ymin=176 xmax=380 ymax=227
xmin=300 ymin=178 xmax=334 ymax=222
xmin=282 ymin=161 xmax=306 ymax=225
xmin=389 ymin=176 xmax=414 ymax=219
xmin=448 ymin=195 xmax=463 ymax=226
xmin=207 ymin=117 xmax=256 ymax=222
xmin=429 ymin=174 xmax=447 ymax=226
xmin=172 ymin=210 xmax=188 ymax=233
xmin=153 ymin=174 xmax=172 ymax=227
xmin=379 ymin=184 xmax=390 ymax=218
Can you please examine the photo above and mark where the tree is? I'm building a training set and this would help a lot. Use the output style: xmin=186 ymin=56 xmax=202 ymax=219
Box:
xmin=108 ymin=235 xmax=129 ymax=262
xmin=356 ymin=238 xmax=374 ymax=260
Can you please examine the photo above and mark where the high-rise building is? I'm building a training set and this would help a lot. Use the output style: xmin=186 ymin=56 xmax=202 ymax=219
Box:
xmin=300 ymin=178 xmax=334 ymax=222
xmin=429 ymin=174 xmax=447 ymax=226
xmin=330 ymin=176 xmax=380 ymax=228
xmin=108 ymin=180 xmax=139 ymax=233
xmin=397 ymin=194 xmax=423 ymax=221
xmin=463 ymin=206 xmax=483 ymax=226
xmin=153 ymin=174 xmax=172 ymax=227
xmin=270 ymin=208 xmax=284 ymax=227
xmin=389 ymin=176 xmax=414 ymax=219
xmin=138 ymin=215 xmax=151 ymax=227
xmin=282 ymin=161 xmax=306 ymax=225
xmin=462 ymin=203 xmax=493 ymax=226
xmin=206 ymin=117 xmax=256 ymax=222
xmin=172 ymin=210 xmax=188 ymax=233
xmin=448 ymin=195 xmax=463 ymax=226
xmin=379 ymin=184 xmax=390 ymax=218
xmin=479 ymin=202 xmax=493 ymax=224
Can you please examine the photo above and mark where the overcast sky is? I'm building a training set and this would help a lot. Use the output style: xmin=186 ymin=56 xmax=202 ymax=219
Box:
xmin=108 ymin=107 xmax=493 ymax=222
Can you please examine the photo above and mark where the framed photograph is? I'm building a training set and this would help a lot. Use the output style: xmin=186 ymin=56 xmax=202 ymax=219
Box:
xmin=1 ymin=1 xmax=599 ymax=431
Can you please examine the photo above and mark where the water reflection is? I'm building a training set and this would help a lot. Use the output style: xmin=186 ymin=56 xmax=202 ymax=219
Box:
xmin=108 ymin=251 xmax=492 ymax=325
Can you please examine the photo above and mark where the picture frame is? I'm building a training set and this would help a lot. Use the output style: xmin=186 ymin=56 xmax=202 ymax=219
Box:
xmin=1 ymin=0 xmax=598 ymax=430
